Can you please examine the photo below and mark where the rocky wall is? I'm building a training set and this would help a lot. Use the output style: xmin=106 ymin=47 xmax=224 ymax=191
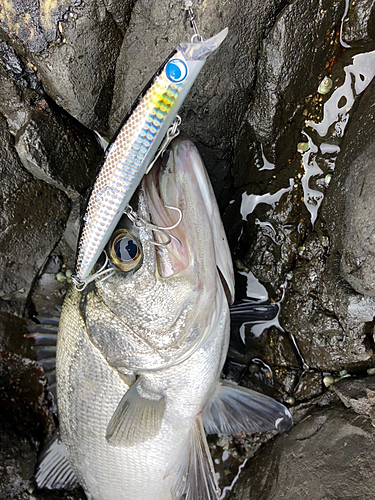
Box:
xmin=0 ymin=0 xmax=374 ymax=498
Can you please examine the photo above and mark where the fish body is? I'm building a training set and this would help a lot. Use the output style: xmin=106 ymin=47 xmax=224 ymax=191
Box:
xmin=74 ymin=29 xmax=228 ymax=285
xmin=53 ymin=138 xmax=292 ymax=500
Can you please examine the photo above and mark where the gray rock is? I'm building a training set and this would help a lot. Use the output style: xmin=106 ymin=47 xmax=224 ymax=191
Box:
xmin=0 ymin=0 xmax=74 ymax=53
xmin=342 ymin=0 xmax=375 ymax=44
xmin=0 ymin=42 xmax=43 ymax=95
xmin=229 ymin=405 xmax=375 ymax=500
xmin=109 ymin=0 xmax=284 ymax=150
xmin=15 ymin=103 xmax=103 ymax=199
xmin=242 ymin=193 xmax=305 ymax=296
xmin=0 ymin=428 xmax=36 ymax=500
xmin=0 ymin=53 xmax=103 ymax=199
xmin=322 ymin=79 xmax=375 ymax=297
xmin=294 ymin=370 xmax=323 ymax=401
xmin=28 ymin=1 xmax=128 ymax=131
xmin=247 ymin=0 xmax=345 ymax=149
xmin=332 ymin=376 xmax=375 ymax=422
xmin=0 ymin=117 xmax=70 ymax=302
xmin=0 ymin=64 xmax=32 ymax=135
xmin=280 ymin=229 xmax=375 ymax=371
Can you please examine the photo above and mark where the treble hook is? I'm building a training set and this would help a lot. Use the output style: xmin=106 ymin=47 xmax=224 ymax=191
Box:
xmin=124 ymin=205 xmax=183 ymax=247
xmin=71 ymin=252 xmax=114 ymax=291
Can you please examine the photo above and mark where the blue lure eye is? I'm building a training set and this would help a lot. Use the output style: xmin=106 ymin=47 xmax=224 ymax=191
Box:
xmin=166 ymin=59 xmax=188 ymax=83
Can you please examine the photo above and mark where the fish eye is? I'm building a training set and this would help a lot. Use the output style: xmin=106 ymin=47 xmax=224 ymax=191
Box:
xmin=107 ymin=230 xmax=142 ymax=272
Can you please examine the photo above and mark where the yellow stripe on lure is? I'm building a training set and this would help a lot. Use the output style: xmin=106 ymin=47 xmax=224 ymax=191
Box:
xmin=73 ymin=28 xmax=228 ymax=288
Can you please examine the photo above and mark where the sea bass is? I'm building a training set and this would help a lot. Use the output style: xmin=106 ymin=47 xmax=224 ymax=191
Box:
xmin=37 ymin=138 xmax=292 ymax=500
xmin=73 ymin=28 xmax=228 ymax=287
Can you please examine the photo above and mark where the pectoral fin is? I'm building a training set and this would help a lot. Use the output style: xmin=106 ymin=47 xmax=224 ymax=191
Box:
xmin=171 ymin=414 xmax=220 ymax=500
xmin=35 ymin=431 xmax=78 ymax=489
xmin=106 ymin=379 xmax=165 ymax=447
xmin=202 ymin=380 xmax=293 ymax=435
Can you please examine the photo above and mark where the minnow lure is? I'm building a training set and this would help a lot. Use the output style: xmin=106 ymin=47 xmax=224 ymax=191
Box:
xmin=72 ymin=28 xmax=228 ymax=289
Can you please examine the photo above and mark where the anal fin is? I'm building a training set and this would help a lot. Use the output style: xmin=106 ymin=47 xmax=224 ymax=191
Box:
xmin=203 ymin=380 xmax=293 ymax=435
xmin=106 ymin=378 xmax=165 ymax=447
xmin=171 ymin=414 xmax=220 ymax=500
xmin=35 ymin=430 xmax=78 ymax=489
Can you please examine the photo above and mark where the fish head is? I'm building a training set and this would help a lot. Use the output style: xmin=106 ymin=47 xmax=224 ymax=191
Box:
xmin=81 ymin=137 xmax=233 ymax=373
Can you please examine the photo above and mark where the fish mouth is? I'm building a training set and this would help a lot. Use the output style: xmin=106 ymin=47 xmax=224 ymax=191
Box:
xmin=142 ymin=137 xmax=212 ymax=279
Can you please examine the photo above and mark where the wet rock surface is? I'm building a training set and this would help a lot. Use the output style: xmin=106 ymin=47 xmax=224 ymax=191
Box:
xmin=322 ymin=79 xmax=375 ymax=297
xmin=0 ymin=0 xmax=375 ymax=499
xmin=0 ymin=117 xmax=71 ymax=303
xmin=230 ymin=403 xmax=375 ymax=500
xmin=247 ymin=0 xmax=346 ymax=151
xmin=342 ymin=0 xmax=375 ymax=44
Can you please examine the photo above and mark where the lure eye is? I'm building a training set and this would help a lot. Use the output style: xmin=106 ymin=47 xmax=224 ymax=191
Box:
xmin=166 ymin=59 xmax=188 ymax=83
xmin=108 ymin=230 xmax=142 ymax=273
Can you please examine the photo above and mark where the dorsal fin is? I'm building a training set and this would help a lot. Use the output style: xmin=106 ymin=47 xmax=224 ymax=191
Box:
xmin=171 ymin=414 xmax=220 ymax=500
xmin=25 ymin=314 xmax=60 ymax=401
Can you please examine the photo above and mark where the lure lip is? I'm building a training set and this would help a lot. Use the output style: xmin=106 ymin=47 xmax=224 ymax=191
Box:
xmin=179 ymin=27 xmax=228 ymax=61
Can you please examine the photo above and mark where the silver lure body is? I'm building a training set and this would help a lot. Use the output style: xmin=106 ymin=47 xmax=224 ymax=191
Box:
xmin=74 ymin=28 xmax=228 ymax=284
xmin=56 ymin=139 xmax=292 ymax=500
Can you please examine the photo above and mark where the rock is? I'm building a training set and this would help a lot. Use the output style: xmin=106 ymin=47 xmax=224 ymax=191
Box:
xmin=31 ymin=0 xmax=126 ymax=131
xmin=0 ymin=420 xmax=86 ymax=499
xmin=15 ymin=102 xmax=103 ymax=199
xmin=0 ymin=64 xmax=32 ymax=135
xmin=0 ymin=426 xmax=36 ymax=500
xmin=110 ymin=0 xmax=284 ymax=144
xmin=0 ymin=1 xmax=131 ymax=131
xmin=246 ymin=0 xmax=345 ymax=150
xmin=0 ymin=117 xmax=71 ymax=302
xmin=322 ymin=79 xmax=375 ymax=297
xmin=0 ymin=0 xmax=76 ymax=53
xmin=229 ymin=404 xmax=375 ymax=500
xmin=342 ymin=0 xmax=375 ymax=44
xmin=0 ymin=349 xmax=54 ymax=443
xmin=332 ymin=376 xmax=375 ymax=422
xmin=294 ymin=370 xmax=323 ymax=401
xmin=280 ymin=228 xmax=375 ymax=371
xmin=242 ymin=194 xmax=306 ymax=297
xmin=229 ymin=324 xmax=300 ymax=368
xmin=0 ymin=42 xmax=43 ymax=96
xmin=0 ymin=49 xmax=103 ymax=198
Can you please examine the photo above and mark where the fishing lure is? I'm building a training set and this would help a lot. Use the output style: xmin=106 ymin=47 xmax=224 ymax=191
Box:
xmin=72 ymin=27 xmax=228 ymax=289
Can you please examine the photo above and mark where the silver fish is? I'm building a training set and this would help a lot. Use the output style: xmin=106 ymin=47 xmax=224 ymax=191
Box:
xmin=73 ymin=28 xmax=228 ymax=287
xmin=38 ymin=138 xmax=292 ymax=500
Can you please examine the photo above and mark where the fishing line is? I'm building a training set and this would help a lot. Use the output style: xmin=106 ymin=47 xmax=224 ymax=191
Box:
xmin=184 ymin=1 xmax=203 ymax=42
